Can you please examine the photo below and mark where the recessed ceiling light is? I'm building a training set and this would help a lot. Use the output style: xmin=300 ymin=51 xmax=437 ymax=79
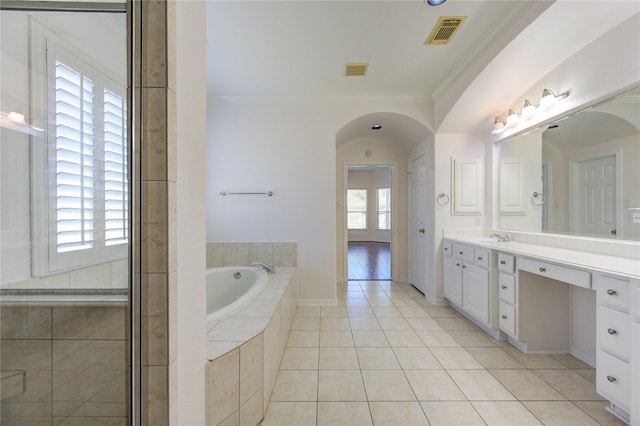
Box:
xmin=426 ymin=0 xmax=447 ymax=5
xmin=371 ymin=124 xmax=382 ymax=130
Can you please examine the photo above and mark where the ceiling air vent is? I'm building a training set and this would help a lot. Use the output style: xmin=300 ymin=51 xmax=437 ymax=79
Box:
xmin=345 ymin=63 xmax=368 ymax=77
xmin=425 ymin=16 xmax=467 ymax=45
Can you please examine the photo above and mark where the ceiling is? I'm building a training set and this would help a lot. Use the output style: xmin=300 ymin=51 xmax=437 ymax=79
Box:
xmin=206 ymin=0 xmax=534 ymax=101
xmin=206 ymin=1 xmax=640 ymax=135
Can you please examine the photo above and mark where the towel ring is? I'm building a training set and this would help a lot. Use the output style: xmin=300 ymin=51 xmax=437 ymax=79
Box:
xmin=531 ymin=191 xmax=544 ymax=206
xmin=436 ymin=192 xmax=450 ymax=207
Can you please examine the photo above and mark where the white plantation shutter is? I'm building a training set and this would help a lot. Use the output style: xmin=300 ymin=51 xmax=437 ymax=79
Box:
xmin=103 ymin=87 xmax=128 ymax=246
xmin=54 ymin=61 xmax=95 ymax=253
xmin=31 ymin=40 xmax=128 ymax=276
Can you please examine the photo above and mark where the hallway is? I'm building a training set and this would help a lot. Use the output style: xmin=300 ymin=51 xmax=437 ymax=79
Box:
xmin=261 ymin=280 xmax=622 ymax=425
xmin=348 ymin=242 xmax=391 ymax=281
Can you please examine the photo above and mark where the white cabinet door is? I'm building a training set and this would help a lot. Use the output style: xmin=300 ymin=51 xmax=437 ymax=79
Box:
xmin=452 ymin=158 xmax=483 ymax=215
xmin=443 ymin=256 xmax=462 ymax=306
xmin=462 ymin=264 xmax=490 ymax=324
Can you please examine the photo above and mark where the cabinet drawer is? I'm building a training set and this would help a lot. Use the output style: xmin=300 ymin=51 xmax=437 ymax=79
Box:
xmin=498 ymin=253 xmax=515 ymax=273
xmin=474 ymin=248 xmax=490 ymax=268
xmin=499 ymin=272 xmax=516 ymax=305
xmin=519 ymin=257 xmax=591 ymax=289
xmin=596 ymin=275 xmax=630 ymax=312
xmin=499 ymin=301 xmax=516 ymax=337
xmin=597 ymin=350 xmax=630 ymax=411
xmin=443 ymin=241 xmax=452 ymax=257
xmin=598 ymin=305 xmax=631 ymax=362
xmin=452 ymin=243 xmax=474 ymax=264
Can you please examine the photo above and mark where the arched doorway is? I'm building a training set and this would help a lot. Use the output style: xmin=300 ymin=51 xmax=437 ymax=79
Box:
xmin=335 ymin=112 xmax=434 ymax=295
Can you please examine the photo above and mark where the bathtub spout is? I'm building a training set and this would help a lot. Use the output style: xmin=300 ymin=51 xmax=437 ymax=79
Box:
xmin=250 ymin=262 xmax=276 ymax=273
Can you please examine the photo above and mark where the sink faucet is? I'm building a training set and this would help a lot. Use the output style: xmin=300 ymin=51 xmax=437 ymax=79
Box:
xmin=250 ymin=262 xmax=276 ymax=273
xmin=489 ymin=233 xmax=510 ymax=243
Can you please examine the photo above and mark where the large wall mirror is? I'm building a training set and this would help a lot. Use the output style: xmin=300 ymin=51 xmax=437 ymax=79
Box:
xmin=499 ymin=86 xmax=640 ymax=241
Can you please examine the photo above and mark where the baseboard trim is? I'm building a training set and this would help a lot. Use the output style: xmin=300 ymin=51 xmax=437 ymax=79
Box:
xmin=570 ymin=345 xmax=596 ymax=368
xmin=425 ymin=294 xmax=449 ymax=306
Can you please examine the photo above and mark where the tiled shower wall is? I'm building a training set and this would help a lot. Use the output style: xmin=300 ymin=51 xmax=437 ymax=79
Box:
xmin=140 ymin=0 xmax=177 ymax=424
xmin=0 ymin=305 xmax=128 ymax=424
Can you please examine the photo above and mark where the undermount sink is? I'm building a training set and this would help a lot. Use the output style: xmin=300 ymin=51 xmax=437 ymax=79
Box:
xmin=474 ymin=237 xmax=503 ymax=244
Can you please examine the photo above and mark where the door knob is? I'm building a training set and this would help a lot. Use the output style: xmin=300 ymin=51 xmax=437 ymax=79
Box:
xmin=418 ymin=228 xmax=425 ymax=234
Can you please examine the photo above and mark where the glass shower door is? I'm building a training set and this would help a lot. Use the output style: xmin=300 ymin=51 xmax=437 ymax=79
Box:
xmin=0 ymin=4 xmax=132 ymax=424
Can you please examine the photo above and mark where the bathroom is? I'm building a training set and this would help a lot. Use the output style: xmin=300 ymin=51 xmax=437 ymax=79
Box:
xmin=1 ymin=0 xmax=639 ymax=425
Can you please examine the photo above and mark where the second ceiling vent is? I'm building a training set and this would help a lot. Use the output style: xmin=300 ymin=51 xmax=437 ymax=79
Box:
xmin=344 ymin=63 xmax=368 ymax=77
xmin=425 ymin=16 xmax=467 ymax=45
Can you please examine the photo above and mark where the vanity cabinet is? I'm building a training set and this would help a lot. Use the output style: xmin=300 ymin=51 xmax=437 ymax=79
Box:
xmin=443 ymin=241 xmax=495 ymax=328
xmin=596 ymin=274 xmax=634 ymax=421
xmin=631 ymin=278 xmax=639 ymax=426
xmin=497 ymin=253 xmax=517 ymax=338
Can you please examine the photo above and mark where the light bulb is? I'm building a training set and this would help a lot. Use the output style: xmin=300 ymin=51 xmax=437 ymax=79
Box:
xmin=506 ymin=109 xmax=519 ymax=126
xmin=540 ymin=88 xmax=557 ymax=108
xmin=522 ymin=99 xmax=536 ymax=117
xmin=491 ymin=117 xmax=506 ymax=134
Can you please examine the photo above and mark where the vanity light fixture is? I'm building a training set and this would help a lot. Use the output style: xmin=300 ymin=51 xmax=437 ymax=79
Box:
xmin=539 ymin=88 xmax=569 ymax=108
xmin=521 ymin=99 xmax=537 ymax=117
xmin=506 ymin=109 xmax=520 ymax=126
xmin=491 ymin=116 xmax=506 ymax=134
xmin=489 ymin=88 xmax=570 ymax=135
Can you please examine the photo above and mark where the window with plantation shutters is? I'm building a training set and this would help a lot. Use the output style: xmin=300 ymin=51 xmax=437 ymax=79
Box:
xmin=103 ymin=87 xmax=128 ymax=247
xmin=54 ymin=60 xmax=96 ymax=253
xmin=31 ymin=39 xmax=128 ymax=275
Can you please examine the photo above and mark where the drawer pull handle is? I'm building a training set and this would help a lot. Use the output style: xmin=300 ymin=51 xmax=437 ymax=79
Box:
xmin=444 ymin=248 xmax=449 ymax=251
xmin=501 ymin=285 xmax=507 ymax=290
xmin=500 ymin=260 xmax=506 ymax=265
xmin=456 ymin=263 xmax=460 ymax=267
xmin=607 ymin=328 xmax=617 ymax=335
xmin=539 ymin=267 xmax=546 ymax=272
xmin=606 ymin=289 xmax=617 ymax=296
xmin=607 ymin=375 xmax=617 ymax=383
xmin=477 ymin=257 xmax=483 ymax=261
xmin=462 ymin=265 xmax=466 ymax=269
xmin=501 ymin=314 xmax=507 ymax=319
xmin=459 ymin=251 xmax=464 ymax=255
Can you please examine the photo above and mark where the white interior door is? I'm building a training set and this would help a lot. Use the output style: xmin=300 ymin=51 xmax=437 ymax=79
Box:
xmin=410 ymin=155 xmax=427 ymax=294
xmin=571 ymin=155 xmax=617 ymax=237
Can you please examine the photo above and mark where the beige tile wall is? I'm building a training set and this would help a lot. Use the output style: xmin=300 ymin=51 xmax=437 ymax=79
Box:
xmin=0 ymin=305 xmax=128 ymax=425
xmin=206 ymin=242 xmax=298 ymax=269
xmin=140 ymin=0 xmax=176 ymax=424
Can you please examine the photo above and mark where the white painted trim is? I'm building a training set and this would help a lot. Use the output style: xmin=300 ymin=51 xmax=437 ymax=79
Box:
xmin=570 ymin=344 xmax=596 ymax=368
xmin=424 ymin=294 xmax=449 ymax=306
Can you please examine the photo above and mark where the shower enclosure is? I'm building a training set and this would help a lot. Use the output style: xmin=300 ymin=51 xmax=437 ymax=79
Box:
xmin=0 ymin=1 xmax=138 ymax=424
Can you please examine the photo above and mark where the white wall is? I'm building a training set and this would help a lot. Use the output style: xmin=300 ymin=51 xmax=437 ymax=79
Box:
xmin=347 ymin=168 xmax=392 ymax=243
xmin=431 ymin=133 xmax=488 ymax=304
xmin=175 ymin=1 xmax=207 ymax=423
xmin=207 ymin=102 xmax=429 ymax=303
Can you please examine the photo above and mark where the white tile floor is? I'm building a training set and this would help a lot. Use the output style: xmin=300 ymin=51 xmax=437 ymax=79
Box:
xmin=261 ymin=280 xmax=626 ymax=426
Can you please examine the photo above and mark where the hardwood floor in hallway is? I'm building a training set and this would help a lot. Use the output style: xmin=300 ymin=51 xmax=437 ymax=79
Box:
xmin=348 ymin=242 xmax=391 ymax=281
